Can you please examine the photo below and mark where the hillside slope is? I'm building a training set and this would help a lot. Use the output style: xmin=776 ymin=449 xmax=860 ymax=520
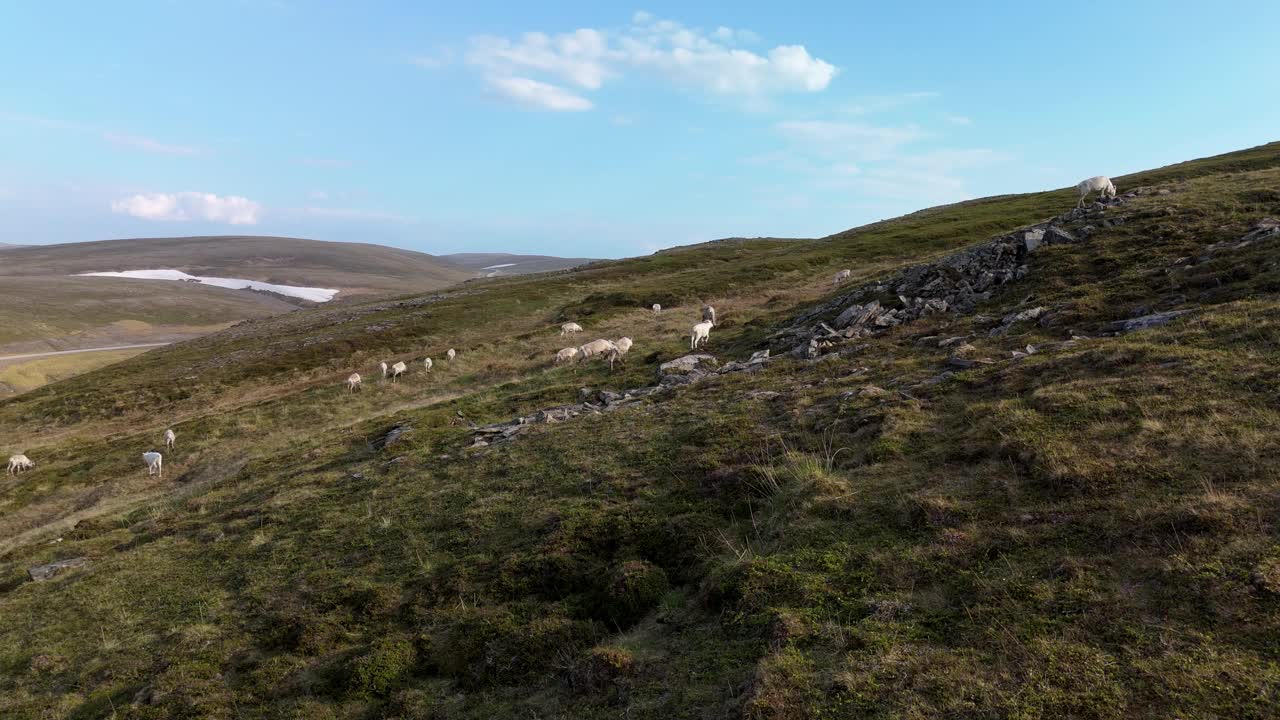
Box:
xmin=2 ymin=142 xmax=1279 ymax=718
xmin=0 ymin=236 xmax=474 ymax=392
xmin=0 ymin=235 xmax=471 ymax=295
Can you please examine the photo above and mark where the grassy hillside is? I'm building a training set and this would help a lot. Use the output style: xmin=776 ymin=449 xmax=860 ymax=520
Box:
xmin=0 ymin=235 xmax=471 ymax=296
xmin=1 ymin=142 xmax=1279 ymax=718
xmin=0 ymin=349 xmax=149 ymax=398
xmin=440 ymin=253 xmax=598 ymax=277
xmin=0 ymin=236 xmax=475 ymax=388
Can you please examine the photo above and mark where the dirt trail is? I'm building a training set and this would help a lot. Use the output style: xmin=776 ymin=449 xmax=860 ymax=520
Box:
xmin=0 ymin=343 xmax=171 ymax=364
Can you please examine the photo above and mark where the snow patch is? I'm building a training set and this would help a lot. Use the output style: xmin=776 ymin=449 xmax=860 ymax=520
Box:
xmin=480 ymin=263 xmax=517 ymax=270
xmin=78 ymin=269 xmax=339 ymax=302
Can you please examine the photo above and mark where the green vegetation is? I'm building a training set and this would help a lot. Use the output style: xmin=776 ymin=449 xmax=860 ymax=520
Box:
xmin=0 ymin=348 xmax=149 ymax=397
xmin=2 ymin=142 xmax=1280 ymax=718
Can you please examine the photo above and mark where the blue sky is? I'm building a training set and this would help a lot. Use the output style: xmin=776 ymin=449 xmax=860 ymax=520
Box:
xmin=2 ymin=1 xmax=1277 ymax=258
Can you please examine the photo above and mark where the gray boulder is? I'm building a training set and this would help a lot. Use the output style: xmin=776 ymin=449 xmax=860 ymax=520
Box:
xmin=1107 ymin=310 xmax=1193 ymax=333
xmin=28 ymin=557 xmax=89 ymax=582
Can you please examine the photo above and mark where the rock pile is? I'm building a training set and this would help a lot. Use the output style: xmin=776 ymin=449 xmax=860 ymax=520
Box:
xmin=468 ymin=351 xmax=775 ymax=448
xmin=28 ymin=557 xmax=89 ymax=582
xmin=775 ymin=196 xmax=1131 ymax=357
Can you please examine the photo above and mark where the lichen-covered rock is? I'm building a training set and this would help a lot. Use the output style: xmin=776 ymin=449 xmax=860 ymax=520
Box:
xmin=1108 ymin=310 xmax=1193 ymax=333
xmin=28 ymin=557 xmax=89 ymax=581
xmin=659 ymin=354 xmax=719 ymax=376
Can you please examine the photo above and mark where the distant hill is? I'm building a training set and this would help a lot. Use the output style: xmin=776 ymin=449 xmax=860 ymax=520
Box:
xmin=0 ymin=242 xmax=26 ymax=250
xmin=440 ymin=252 xmax=597 ymax=277
xmin=1 ymin=235 xmax=471 ymax=295
xmin=0 ymin=235 xmax=474 ymax=360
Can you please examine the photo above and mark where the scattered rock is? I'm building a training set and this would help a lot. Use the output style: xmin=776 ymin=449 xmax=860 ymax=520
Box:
xmin=659 ymin=354 xmax=720 ymax=385
xmin=28 ymin=557 xmax=89 ymax=582
xmin=990 ymin=306 xmax=1048 ymax=336
xmin=857 ymin=385 xmax=890 ymax=399
xmin=374 ymin=424 xmax=413 ymax=450
xmin=659 ymin=354 xmax=719 ymax=376
xmin=744 ymin=390 xmax=781 ymax=401
xmin=1241 ymin=217 xmax=1280 ymax=243
xmin=1107 ymin=310 xmax=1193 ymax=333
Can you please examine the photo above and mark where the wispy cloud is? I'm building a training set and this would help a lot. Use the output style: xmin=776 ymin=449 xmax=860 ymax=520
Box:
xmin=776 ymin=120 xmax=929 ymax=161
xmin=485 ymin=76 xmax=593 ymax=111
xmin=762 ymin=107 xmax=1006 ymax=210
xmin=449 ymin=13 xmax=837 ymax=111
xmin=103 ymin=132 xmax=203 ymax=156
xmin=2 ymin=109 xmax=206 ymax=157
xmin=944 ymin=113 xmax=973 ymax=126
xmin=840 ymin=92 xmax=938 ymax=116
xmin=111 ymin=191 xmax=262 ymax=224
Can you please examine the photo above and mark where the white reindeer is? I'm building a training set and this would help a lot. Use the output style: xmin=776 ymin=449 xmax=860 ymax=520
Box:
xmin=390 ymin=362 xmax=407 ymax=382
xmin=691 ymin=321 xmax=713 ymax=349
xmin=143 ymin=451 xmax=163 ymax=478
xmin=560 ymin=322 xmax=583 ymax=336
xmin=1076 ymin=175 xmax=1117 ymax=208
xmin=554 ymin=347 xmax=579 ymax=364
xmin=7 ymin=454 xmax=34 ymax=476
xmin=702 ymin=305 xmax=717 ymax=326
xmin=347 ymin=373 xmax=363 ymax=392
xmin=423 ymin=357 xmax=433 ymax=372
xmin=446 ymin=348 xmax=457 ymax=362
xmin=607 ymin=337 xmax=633 ymax=370
xmin=652 ymin=304 xmax=662 ymax=315
xmin=833 ymin=269 xmax=852 ymax=286
xmin=379 ymin=361 xmax=389 ymax=380
xmin=163 ymin=429 xmax=176 ymax=450
xmin=577 ymin=339 xmax=617 ymax=363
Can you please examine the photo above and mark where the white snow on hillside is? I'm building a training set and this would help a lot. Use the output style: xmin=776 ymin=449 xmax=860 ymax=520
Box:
xmin=78 ymin=269 xmax=339 ymax=302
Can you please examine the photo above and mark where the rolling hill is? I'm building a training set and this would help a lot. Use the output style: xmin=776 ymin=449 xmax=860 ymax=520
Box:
xmin=0 ymin=235 xmax=471 ymax=295
xmin=2 ymin=142 xmax=1280 ymax=718
xmin=440 ymin=252 xmax=598 ymax=277
xmin=0 ymin=236 xmax=475 ymax=394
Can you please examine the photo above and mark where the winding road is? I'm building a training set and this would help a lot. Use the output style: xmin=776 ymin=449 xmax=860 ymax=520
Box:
xmin=0 ymin=342 xmax=171 ymax=363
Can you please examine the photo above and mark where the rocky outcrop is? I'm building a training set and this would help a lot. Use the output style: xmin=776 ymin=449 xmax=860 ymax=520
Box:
xmin=469 ymin=351 xmax=777 ymax=449
xmin=773 ymin=196 xmax=1131 ymax=357
xmin=1196 ymin=217 xmax=1280 ymax=262
xmin=28 ymin=557 xmax=89 ymax=581
xmin=1107 ymin=310 xmax=1193 ymax=333
xmin=374 ymin=424 xmax=413 ymax=450
xmin=658 ymin=354 xmax=720 ymax=386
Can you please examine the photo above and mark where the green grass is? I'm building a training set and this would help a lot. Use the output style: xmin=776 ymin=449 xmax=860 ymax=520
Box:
xmin=2 ymin=141 xmax=1280 ymax=718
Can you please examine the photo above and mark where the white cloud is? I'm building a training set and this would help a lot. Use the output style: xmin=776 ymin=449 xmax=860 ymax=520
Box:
xmin=110 ymin=192 xmax=262 ymax=224
xmin=103 ymin=132 xmax=202 ymax=156
xmin=944 ymin=113 xmax=973 ymax=126
xmin=486 ymin=76 xmax=593 ymax=111
xmin=455 ymin=13 xmax=837 ymax=111
xmin=469 ymin=29 xmax=612 ymax=90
